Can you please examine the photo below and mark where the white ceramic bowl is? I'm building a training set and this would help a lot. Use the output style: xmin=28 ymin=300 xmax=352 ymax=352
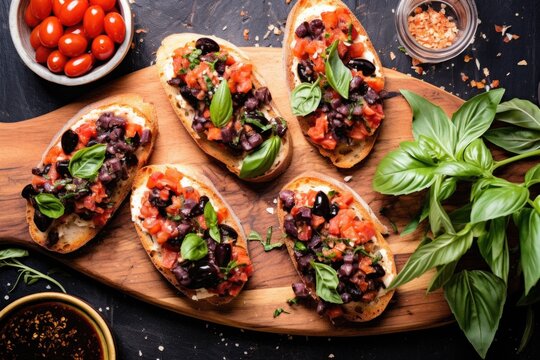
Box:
xmin=9 ymin=0 xmax=134 ymax=86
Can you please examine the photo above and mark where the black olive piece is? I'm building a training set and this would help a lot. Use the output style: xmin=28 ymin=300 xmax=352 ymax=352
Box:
xmin=179 ymin=85 xmax=199 ymax=108
xmin=131 ymin=132 xmax=141 ymax=148
xmin=187 ymin=261 xmax=220 ymax=289
xmin=63 ymin=199 xmax=75 ymax=215
xmin=214 ymin=243 xmax=232 ymax=267
xmin=189 ymin=196 xmax=209 ymax=218
xmin=195 ymin=37 xmax=220 ymax=55
xmin=61 ymin=129 xmax=79 ymax=155
xmin=347 ymin=58 xmax=376 ymax=76
xmin=56 ymin=160 xmax=71 ymax=178
xmin=167 ymin=77 xmax=182 ymax=87
xmin=295 ymin=21 xmax=311 ymax=38
xmin=21 ymin=184 xmax=37 ymax=199
xmin=34 ymin=209 xmax=53 ymax=232
xmin=79 ymin=211 xmax=94 ymax=220
xmin=297 ymin=60 xmax=317 ymax=83
xmin=219 ymin=224 xmax=238 ymax=240
xmin=46 ymin=230 xmax=60 ymax=248
xmin=329 ymin=203 xmax=340 ymax=219
xmin=366 ymin=263 xmax=386 ymax=279
xmin=124 ymin=153 xmax=138 ymax=167
xmin=214 ymin=60 xmax=226 ymax=75
xmin=312 ymin=191 xmax=331 ymax=220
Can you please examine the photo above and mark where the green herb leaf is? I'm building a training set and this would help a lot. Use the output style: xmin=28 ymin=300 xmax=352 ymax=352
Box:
xmin=477 ymin=217 xmax=509 ymax=284
xmin=484 ymin=126 xmax=540 ymax=154
xmin=287 ymin=297 xmax=299 ymax=305
xmin=452 ymin=89 xmax=504 ymax=155
xmin=310 ymin=261 xmax=343 ymax=304
xmin=239 ymin=135 xmax=281 ymax=179
xmin=518 ymin=307 xmax=535 ymax=353
xmin=463 ymin=139 xmax=493 ymax=170
xmin=401 ymin=90 xmax=456 ymax=157
xmin=435 ymin=161 xmax=484 ymax=178
xmin=325 ymin=40 xmax=352 ymax=99
xmin=388 ymin=230 xmax=473 ymax=290
xmin=247 ymin=230 xmax=262 ymax=241
xmin=444 ymin=270 xmax=506 ymax=359
xmin=294 ymin=241 xmax=307 ymax=253
xmin=525 ymin=163 xmax=540 ymax=187
xmin=428 ymin=176 xmax=454 ymax=236
xmin=439 ymin=177 xmax=457 ymax=201
xmin=470 ymin=184 xmax=529 ymax=223
xmin=273 ymin=307 xmax=290 ymax=318
xmin=427 ymin=260 xmax=457 ymax=293
xmin=291 ymin=78 xmax=322 ymax=116
xmin=243 ymin=115 xmax=272 ymax=132
xmin=516 ymin=208 xmax=540 ymax=295
xmin=263 ymin=226 xmax=283 ymax=251
xmin=68 ymin=144 xmax=107 ymax=180
xmin=34 ymin=193 xmax=65 ymax=219
xmin=373 ymin=148 xmax=437 ymax=195
xmin=210 ymin=79 xmax=233 ymax=128
xmin=0 ymin=248 xmax=28 ymax=261
xmin=496 ymin=98 xmax=540 ymax=131
xmin=181 ymin=233 xmax=208 ymax=261
xmin=204 ymin=202 xmax=220 ymax=243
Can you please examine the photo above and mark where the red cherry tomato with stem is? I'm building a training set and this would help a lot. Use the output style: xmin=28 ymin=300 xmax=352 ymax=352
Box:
xmin=30 ymin=0 xmax=52 ymax=20
xmin=47 ymin=50 xmax=68 ymax=73
xmin=89 ymin=0 xmax=115 ymax=12
xmin=58 ymin=33 xmax=88 ymax=57
xmin=52 ymin=0 xmax=66 ymax=17
xmin=59 ymin=0 xmax=89 ymax=26
xmin=83 ymin=5 xmax=104 ymax=38
xmin=24 ymin=5 xmax=41 ymax=28
xmin=35 ymin=46 xmax=53 ymax=63
xmin=39 ymin=16 xmax=64 ymax=48
xmin=30 ymin=26 xmax=42 ymax=50
xmin=103 ymin=12 xmax=125 ymax=44
xmin=64 ymin=53 xmax=94 ymax=77
xmin=91 ymin=34 xmax=114 ymax=61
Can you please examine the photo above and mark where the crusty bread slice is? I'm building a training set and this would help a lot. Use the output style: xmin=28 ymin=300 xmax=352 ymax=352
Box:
xmin=277 ymin=173 xmax=396 ymax=322
xmin=156 ymin=33 xmax=292 ymax=182
xmin=130 ymin=164 xmax=250 ymax=305
xmin=283 ymin=0 xmax=385 ymax=168
xmin=26 ymin=94 xmax=158 ymax=253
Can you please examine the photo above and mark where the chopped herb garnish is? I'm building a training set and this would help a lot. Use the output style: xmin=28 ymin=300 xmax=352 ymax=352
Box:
xmin=273 ymin=308 xmax=290 ymax=318
xmin=287 ymin=297 xmax=299 ymax=305
xmin=220 ymin=260 xmax=240 ymax=280
xmin=248 ymin=227 xmax=283 ymax=252
xmin=327 ymin=190 xmax=337 ymax=198
xmin=294 ymin=241 xmax=307 ymax=253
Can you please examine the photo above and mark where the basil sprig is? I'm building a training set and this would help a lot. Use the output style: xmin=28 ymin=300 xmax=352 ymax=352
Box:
xmin=68 ymin=143 xmax=107 ymax=180
xmin=204 ymin=202 xmax=221 ymax=243
xmin=181 ymin=233 xmax=208 ymax=261
xmin=209 ymin=79 xmax=233 ymax=128
xmin=291 ymin=78 xmax=322 ymax=116
xmin=325 ymin=40 xmax=352 ymax=99
xmin=310 ymin=260 xmax=343 ymax=304
xmin=34 ymin=193 xmax=64 ymax=219
xmin=239 ymin=135 xmax=281 ymax=179
xmin=247 ymin=227 xmax=283 ymax=251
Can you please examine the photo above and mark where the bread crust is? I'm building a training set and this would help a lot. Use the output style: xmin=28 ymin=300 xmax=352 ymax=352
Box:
xmin=130 ymin=164 xmax=250 ymax=305
xmin=26 ymin=94 xmax=158 ymax=253
xmin=277 ymin=173 xmax=396 ymax=322
xmin=283 ymin=0 xmax=384 ymax=168
xmin=156 ymin=33 xmax=292 ymax=182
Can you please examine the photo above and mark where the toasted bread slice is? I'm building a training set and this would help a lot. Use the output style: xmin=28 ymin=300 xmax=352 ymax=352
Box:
xmin=156 ymin=33 xmax=292 ymax=182
xmin=130 ymin=164 xmax=252 ymax=305
xmin=283 ymin=0 xmax=385 ymax=168
xmin=277 ymin=173 xmax=395 ymax=322
xmin=25 ymin=94 xmax=158 ymax=253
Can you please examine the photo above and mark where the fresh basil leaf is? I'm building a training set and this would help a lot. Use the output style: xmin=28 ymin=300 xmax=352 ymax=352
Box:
xmin=311 ymin=261 xmax=343 ymax=304
xmin=525 ymin=163 xmax=540 ymax=187
xmin=427 ymin=260 xmax=457 ymax=293
xmin=463 ymin=139 xmax=493 ymax=170
xmin=263 ymin=226 xmax=283 ymax=251
xmin=291 ymin=78 xmax=322 ymax=116
xmin=239 ymin=135 xmax=281 ymax=179
xmin=400 ymin=141 xmax=436 ymax=165
xmin=453 ymin=89 xmax=504 ymax=155
xmin=434 ymin=161 xmax=485 ymax=177
xmin=517 ymin=207 xmax=540 ymax=295
xmin=273 ymin=307 xmax=290 ymax=318
xmin=429 ymin=176 xmax=454 ymax=236
xmin=243 ymin=116 xmax=272 ymax=132
xmin=0 ymin=248 xmax=29 ymax=261
xmin=388 ymin=230 xmax=473 ymax=290
xmin=204 ymin=202 xmax=220 ymax=243
xmin=444 ymin=270 xmax=506 ymax=359
xmin=496 ymin=98 xmax=540 ymax=131
xmin=449 ymin=204 xmax=472 ymax=232
xmin=401 ymin=90 xmax=456 ymax=157
xmin=484 ymin=126 xmax=540 ymax=154
xmin=325 ymin=40 xmax=352 ymax=99
xmin=210 ymin=79 xmax=233 ymax=128
xmin=68 ymin=144 xmax=107 ymax=180
xmin=470 ymin=184 xmax=529 ymax=223
xmin=418 ymin=135 xmax=451 ymax=162
xmin=439 ymin=177 xmax=457 ymax=201
xmin=477 ymin=217 xmax=509 ymax=284
xmin=294 ymin=241 xmax=308 ymax=253
xmin=181 ymin=233 xmax=208 ymax=261
xmin=34 ymin=193 xmax=65 ymax=219
xmin=247 ymin=230 xmax=262 ymax=241
xmin=373 ymin=148 xmax=437 ymax=195
xmin=518 ymin=307 xmax=535 ymax=353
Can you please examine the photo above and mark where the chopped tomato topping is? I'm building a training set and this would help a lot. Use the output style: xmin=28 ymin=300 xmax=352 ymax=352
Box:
xmin=349 ymin=122 xmax=369 ymax=140
xmin=172 ymin=45 xmax=191 ymax=75
xmin=333 ymin=192 xmax=354 ymax=209
xmin=364 ymin=76 xmax=384 ymax=92
xmin=125 ymin=122 xmax=143 ymax=138
xmin=75 ymin=122 xmax=97 ymax=146
xmin=348 ymin=42 xmax=364 ymax=58
xmin=161 ymin=246 xmax=179 ymax=269
xmin=44 ymin=146 xmax=66 ymax=164
xmin=217 ymin=207 xmax=228 ymax=223
xmin=147 ymin=171 xmax=164 ymax=189
xmin=307 ymin=115 xmax=328 ymax=141
xmin=207 ymin=126 xmax=222 ymax=141
xmin=326 ymin=305 xmax=344 ymax=319
xmin=297 ymin=223 xmax=312 ymax=241
xmin=311 ymin=215 xmax=325 ymax=229
xmin=226 ymin=62 xmax=253 ymax=93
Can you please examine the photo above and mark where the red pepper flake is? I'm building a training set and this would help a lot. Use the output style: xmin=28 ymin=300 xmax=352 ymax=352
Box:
xmin=407 ymin=6 xmax=459 ymax=49
xmin=490 ymin=80 xmax=500 ymax=88
xmin=460 ymin=72 xmax=469 ymax=82
xmin=243 ymin=28 xmax=250 ymax=41
xmin=464 ymin=55 xmax=473 ymax=63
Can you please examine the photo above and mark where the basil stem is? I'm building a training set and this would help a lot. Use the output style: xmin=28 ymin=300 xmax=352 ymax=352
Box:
xmin=34 ymin=193 xmax=65 ymax=219
xmin=325 ymin=40 xmax=352 ymax=99
xmin=239 ymin=135 xmax=281 ymax=179
xmin=291 ymin=78 xmax=322 ymax=116
xmin=68 ymin=143 xmax=107 ymax=180
xmin=181 ymin=233 xmax=208 ymax=261
xmin=210 ymin=79 xmax=233 ymax=128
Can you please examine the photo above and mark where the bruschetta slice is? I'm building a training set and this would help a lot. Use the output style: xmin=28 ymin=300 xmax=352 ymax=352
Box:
xmin=130 ymin=164 xmax=253 ymax=305
xmin=21 ymin=94 xmax=158 ymax=253
xmin=283 ymin=0 xmax=386 ymax=168
xmin=156 ymin=33 xmax=292 ymax=182
xmin=277 ymin=174 xmax=396 ymax=321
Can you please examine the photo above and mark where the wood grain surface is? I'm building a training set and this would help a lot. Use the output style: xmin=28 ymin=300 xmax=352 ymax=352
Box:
xmin=0 ymin=48 xmax=463 ymax=336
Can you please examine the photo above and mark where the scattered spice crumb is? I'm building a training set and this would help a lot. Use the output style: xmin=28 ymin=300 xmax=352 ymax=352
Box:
xmin=517 ymin=60 xmax=528 ymax=66
xmin=411 ymin=57 xmax=421 ymax=66
xmin=243 ymin=29 xmax=250 ymax=41
xmin=460 ymin=72 xmax=469 ymax=82
xmin=255 ymin=35 xmax=259 ymax=41
xmin=273 ymin=198 xmax=278 ymax=204
xmin=266 ymin=207 xmax=275 ymax=214
xmin=475 ymin=58 xmax=480 ymax=70
xmin=389 ymin=51 xmax=396 ymax=60
xmin=222 ymin=25 xmax=228 ymax=31
xmin=135 ymin=28 xmax=148 ymax=34
xmin=463 ymin=55 xmax=472 ymax=63
xmin=482 ymin=67 xmax=490 ymax=77
xmin=329 ymin=355 xmax=335 ymax=359
xmin=240 ymin=10 xmax=248 ymax=17
xmin=494 ymin=24 xmax=511 ymax=36
xmin=273 ymin=27 xmax=282 ymax=35
xmin=343 ymin=175 xmax=353 ymax=182
xmin=407 ymin=6 xmax=458 ymax=49
xmin=490 ymin=80 xmax=500 ymax=88
xmin=4 ymin=295 xmax=9 ymax=300
xmin=139 ymin=350 xmax=142 ymax=357
xmin=158 ymin=346 xmax=164 ymax=352
xmin=496 ymin=52 xmax=502 ymax=57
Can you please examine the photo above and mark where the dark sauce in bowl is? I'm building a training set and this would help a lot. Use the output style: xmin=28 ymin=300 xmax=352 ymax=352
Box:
xmin=0 ymin=301 xmax=104 ymax=360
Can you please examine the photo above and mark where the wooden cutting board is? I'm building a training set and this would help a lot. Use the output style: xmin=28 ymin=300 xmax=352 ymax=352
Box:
xmin=0 ymin=48 xmax=463 ymax=336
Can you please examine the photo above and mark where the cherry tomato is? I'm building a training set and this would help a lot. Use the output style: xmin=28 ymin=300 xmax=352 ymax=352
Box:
xmin=24 ymin=5 xmax=41 ymax=28
xmin=65 ymin=24 xmax=87 ymax=38
xmin=30 ymin=0 xmax=52 ymax=20
xmin=30 ymin=26 xmax=42 ymax=50
xmin=103 ymin=12 xmax=125 ymax=44
xmin=47 ymin=50 xmax=67 ymax=73
xmin=58 ymin=33 xmax=88 ymax=57
xmin=89 ymin=0 xmax=115 ymax=12
xmin=83 ymin=5 xmax=104 ymax=38
xmin=91 ymin=34 xmax=114 ymax=60
xmin=39 ymin=16 xmax=64 ymax=48
xmin=64 ymin=53 xmax=94 ymax=77
xmin=52 ymin=0 xmax=66 ymax=17
xmin=35 ymin=46 xmax=53 ymax=63
xmin=59 ymin=0 xmax=89 ymax=26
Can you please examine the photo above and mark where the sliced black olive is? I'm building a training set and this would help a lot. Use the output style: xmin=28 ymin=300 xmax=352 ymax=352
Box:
xmin=347 ymin=58 xmax=376 ymax=76
xmin=179 ymin=85 xmax=199 ymax=108
xmin=195 ymin=37 xmax=220 ymax=55
xmin=214 ymin=243 xmax=232 ymax=267
xmin=189 ymin=196 xmax=209 ymax=217
xmin=312 ymin=191 xmax=331 ymax=220
xmin=329 ymin=203 xmax=340 ymax=219
xmin=34 ymin=209 xmax=53 ymax=232
xmin=297 ymin=60 xmax=317 ymax=83
xmin=366 ymin=263 xmax=386 ymax=279
xmin=124 ymin=153 xmax=139 ymax=167
xmin=187 ymin=261 xmax=220 ymax=289
xmin=21 ymin=184 xmax=37 ymax=199
xmin=56 ymin=160 xmax=71 ymax=178
xmin=61 ymin=129 xmax=79 ymax=155
xmin=219 ymin=224 xmax=238 ymax=240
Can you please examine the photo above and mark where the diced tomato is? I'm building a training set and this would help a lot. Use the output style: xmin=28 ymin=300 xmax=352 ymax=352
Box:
xmin=297 ymin=224 xmax=312 ymax=241
xmin=217 ymin=207 xmax=228 ymax=223
xmin=326 ymin=305 xmax=344 ymax=319
xmin=125 ymin=122 xmax=142 ymax=138
xmin=166 ymin=195 xmax=183 ymax=215
xmin=143 ymin=218 xmax=161 ymax=234
xmin=202 ymin=108 xmax=211 ymax=118
xmin=348 ymin=42 xmax=364 ymax=58
xmin=292 ymin=37 xmax=309 ymax=58
xmin=141 ymin=199 xmax=159 ymax=218
xmin=165 ymin=167 xmax=183 ymax=187
xmin=319 ymin=136 xmax=337 ymax=150
xmin=337 ymin=41 xmax=348 ymax=58
xmin=185 ymin=62 xmax=213 ymax=91
xmin=359 ymin=256 xmax=376 ymax=275
xmin=227 ymin=62 xmax=253 ymax=93
xmin=306 ymin=190 xmax=317 ymax=207
xmin=32 ymin=176 xmax=47 ymax=187
xmin=207 ymin=126 xmax=222 ymax=141
xmin=234 ymin=246 xmax=251 ymax=266
xmin=349 ymin=122 xmax=369 ymax=140
xmin=147 ymin=171 xmax=164 ymax=189
xmin=307 ymin=116 xmax=328 ymax=141
xmin=182 ymin=186 xmax=200 ymax=202
xmin=225 ymin=55 xmax=235 ymax=65
xmin=44 ymin=145 xmax=66 ymax=164
xmin=227 ymin=284 xmax=242 ymax=297
xmin=172 ymin=46 xmax=190 ymax=75
xmin=321 ymin=11 xmax=338 ymax=29
xmin=312 ymin=57 xmax=325 ymax=73
xmin=197 ymin=215 xmax=207 ymax=230
xmin=353 ymin=220 xmax=375 ymax=242
xmin=341 ymin=225 xmax=359 ymax=242
xmin=90 ymin=182 xmax=107 ymax=203
xmin=311 ymin=215 xmax=325 ymax=229
xmin=75 ymin=122 xmax=97 ymax=146
xmin=364 ymin=76 xmax=384 ymax=92
xmin=333 ymin=192 xmax=354 ymax=209
xmin=93 ymin=208 xmax=112 ymax=227
xmin=161 ymin=246 xmax=179 ymax=269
